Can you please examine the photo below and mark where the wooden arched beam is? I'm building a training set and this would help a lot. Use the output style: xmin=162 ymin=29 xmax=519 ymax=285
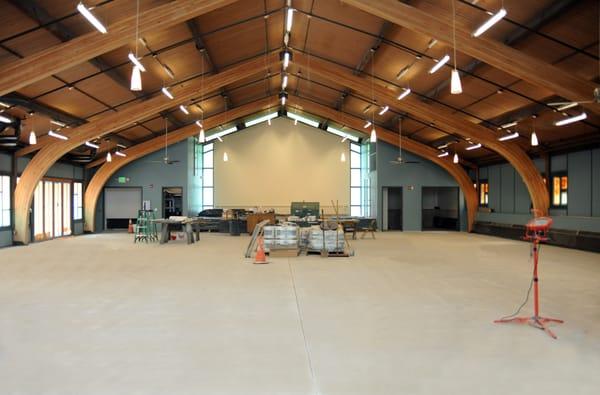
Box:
xmin=341 ymin=0 xmax=599 ymax=116
xmin=289 ymin=96 xmax=479 ymax=232
xmin=17 ymin=54 xmax=278 ymax=157
xmin=13 ymin=55 xmax=278 ymax=244
xmin=0 ymin=0 xmax=239 ymax=96
xmin=83 ymin=96 xmax=275 ymax=232
xmin=294 ymin=52 xmax=549 ymax=216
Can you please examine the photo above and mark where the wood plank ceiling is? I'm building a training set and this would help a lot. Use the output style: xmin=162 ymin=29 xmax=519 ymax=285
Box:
xmin=0 ymin=0 xmax=598 ymax=165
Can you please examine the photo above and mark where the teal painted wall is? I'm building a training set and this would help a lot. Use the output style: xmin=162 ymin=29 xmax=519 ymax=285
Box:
xmin=373 ymin=141 xmax=467 ymax=231
xmin=96 ymin=139 xmax=193 ymax=230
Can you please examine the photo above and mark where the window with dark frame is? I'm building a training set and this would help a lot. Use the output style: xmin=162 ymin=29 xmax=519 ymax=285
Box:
xmin=551 ymin=174 xmax=568 ymax=207
xmin=479 ymin=180 xmax=489 ymax=206
xmin=0 ymin=175 xmax=10 ymax=227
xmin=73 ymin=182 xmax=83 ymax=220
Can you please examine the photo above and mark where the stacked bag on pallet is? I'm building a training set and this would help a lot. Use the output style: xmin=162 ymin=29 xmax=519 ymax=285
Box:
xmin=307 ymin=226 xmax=345 ymax=252
xmin=263 ymin=224 xmax=298 ymax=252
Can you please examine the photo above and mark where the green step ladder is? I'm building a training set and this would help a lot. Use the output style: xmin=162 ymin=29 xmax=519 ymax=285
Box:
xmin=134 ymin=210 xmax=158 ymax=243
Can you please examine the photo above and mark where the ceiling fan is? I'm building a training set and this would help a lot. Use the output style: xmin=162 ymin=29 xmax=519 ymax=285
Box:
xmin=390 ymin=117 xmax=420 ymax=165
xmin=148 ymin=119 xmax=180 ymax=165
xmin=548 ymin=26 xmax=600 ymax=111
xmin=547 ymin=87 xmax=600 ymax=110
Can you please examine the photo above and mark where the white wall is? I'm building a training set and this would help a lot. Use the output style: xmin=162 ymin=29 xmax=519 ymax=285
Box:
xmin=214 ymin=117 xmax=350 ymax=214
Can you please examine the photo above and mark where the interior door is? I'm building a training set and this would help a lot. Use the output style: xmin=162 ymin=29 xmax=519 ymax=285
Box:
xmin=104 ymin=187 xmax=142 ymax=229
xmin=387 ymin=187 xmax=403 ymax=230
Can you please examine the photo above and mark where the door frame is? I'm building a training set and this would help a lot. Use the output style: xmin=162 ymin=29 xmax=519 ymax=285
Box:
xmin=381 ymin=186 xmax=403 ymax=231
xmin=421 ymin=186 xmax=460 ymax=231
xmin=103 ymin=186 xmax=143 ymax=230
xmin=162 ymin=186 xmax=183 ymax=218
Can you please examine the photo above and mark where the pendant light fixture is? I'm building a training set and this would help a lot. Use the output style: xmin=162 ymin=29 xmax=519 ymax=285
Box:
xmin=279 ymin=91 xmax=288 ymax=106
xmin=161 ymin=87 xmax=174 ymax=99
xmin=473 ymin=6 xmax=507 ymax=37
xmin=129 ymin=0 xmax=144 ymax=91
xmin=370 ymin=127 xmax=377 ymax=143
xmin=77 ymin=2 xmax=107 ymax=34
xmin=397 ymin=88 xmax=411 ymax=101
xmin=198 ymin=50 xmax=206 ymax=144
xmin=48 ymin=130 xmax=68 ymax=140
xmin=223 ymin=151 xmax=229 ymax=162
xmin=282 ymin=73 xmax=288 ymax=89
xmin=340 ymin=152 xmax=346 ymax=162
xmin=28 ymin=114 xmax=37 ymax=145
xmin=106 ymin=152 xmax=112 ymax=163
xmin=429 ymin=55 xmax=450 ymax=74
xmin=369 ymin=49 xmax=377 ymax=143
xmin=498 ymin=131 xmax=519 ymax=141
xmin=530 ymin=115 xmax=539 ymax=146
xmin=450 ymin=0 xmax=462 ymax=94
xmin=453 ymin=152 xmax=459 ymax=164
xmin=554 ymin=112 xmax=587 ymax=126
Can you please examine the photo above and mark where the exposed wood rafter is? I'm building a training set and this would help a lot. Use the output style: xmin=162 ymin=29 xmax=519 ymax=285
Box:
xmin=341 ymin=0 xmax=600 ymax=116
xmin=0 ymin=0 xmax=240 ymax=96
xmin=13 ymin=53 xmax=280 ymax=245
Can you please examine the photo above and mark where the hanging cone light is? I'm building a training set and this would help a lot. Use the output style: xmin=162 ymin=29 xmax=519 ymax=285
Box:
xmin=340 ymin=152 xmax=346 ymax=162
xmin=370 ymin=127 xmax=377 ymax=143
xmin=451 ymin=69 xmax=463 ymax=95
xmin=106 ymin=152 xmax=112 ymax=162
xmin=29 ymin=131 xmax=37 ymax=145
xmin=531 ymin=131 xmax=539 ymax=146
xmin=130 ymin=0 xmax=143 ymax=92
xmin=130 ymin=65 xmax=142 ymax=91
xmin=199 ymin=129 xmax=206 ymax=143
xmin=531 ymin=115 xmax=539 ymax=146
xmin=453 ymin=152 xmax=459 ymax=164
xmin=223 ymin=151 xmax=229 ymax=162
xmin=450 ymin=0 xmax=462 ymax=95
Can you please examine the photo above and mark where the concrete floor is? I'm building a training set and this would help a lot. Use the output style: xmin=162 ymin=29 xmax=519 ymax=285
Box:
xmin=0 ymin=231 xmax=599 ymax=395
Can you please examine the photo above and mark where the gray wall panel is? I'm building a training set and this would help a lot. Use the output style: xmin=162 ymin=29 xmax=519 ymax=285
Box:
xmin=592 ymin=148 xmax=600 ymax=217
xmin=568 ymin=150 xmax=592 ymax=217
xmin=500 ymin=164 xmax=515 ymax=213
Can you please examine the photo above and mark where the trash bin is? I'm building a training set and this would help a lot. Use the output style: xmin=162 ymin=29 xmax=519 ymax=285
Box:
xmin=229 ymin=219 xmax=241 ymax=236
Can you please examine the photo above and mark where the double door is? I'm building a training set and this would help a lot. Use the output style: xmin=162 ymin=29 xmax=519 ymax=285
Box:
xmin=33 ymin=180 xmax=72 ymax=241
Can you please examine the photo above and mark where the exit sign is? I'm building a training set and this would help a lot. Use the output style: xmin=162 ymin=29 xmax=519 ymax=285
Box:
xmin=117 ymin=176 xmax=129 ymax=184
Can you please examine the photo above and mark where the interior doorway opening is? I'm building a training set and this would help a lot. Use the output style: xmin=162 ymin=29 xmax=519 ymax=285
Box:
xmin=382 ymin=187 xmax=403 ymax=231
xmin=163 ymin=187 xmax=183 ymax=218
xmin=422 ymin=186 xmax=460 ymax=231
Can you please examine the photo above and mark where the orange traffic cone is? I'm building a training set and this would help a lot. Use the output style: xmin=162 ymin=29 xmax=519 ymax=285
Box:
xmin=254 ymin=236 xmax=268 ymax=264
xmin=128 ymin=219 xmax=134 ymax=233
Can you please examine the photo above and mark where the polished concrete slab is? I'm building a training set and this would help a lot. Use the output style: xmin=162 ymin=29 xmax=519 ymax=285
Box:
xmin=0 ymin=232 xmax=599 ymax=395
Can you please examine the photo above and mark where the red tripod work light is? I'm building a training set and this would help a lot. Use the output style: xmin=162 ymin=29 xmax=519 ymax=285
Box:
xmin=494 ymin=214 xmax=564 ymax=339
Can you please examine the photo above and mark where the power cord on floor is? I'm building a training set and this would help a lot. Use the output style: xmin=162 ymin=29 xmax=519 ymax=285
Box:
xmin=497 ymin=244 xmax=541 ymax=320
